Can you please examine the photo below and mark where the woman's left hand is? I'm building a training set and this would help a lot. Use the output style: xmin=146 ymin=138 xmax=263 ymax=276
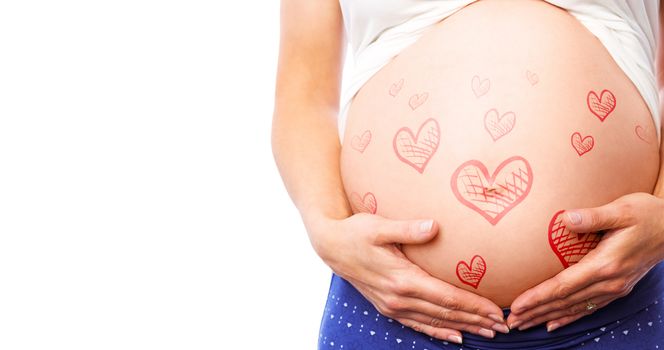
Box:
xmin=505 ymin=192 xmax=664 ymax=332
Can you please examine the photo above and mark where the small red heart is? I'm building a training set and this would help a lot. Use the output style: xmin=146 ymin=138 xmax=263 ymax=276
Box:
xmin=587 ymin=90 xmax=616 ymax=122
xmin=393 ymin=118 xmax=440 ymax=173
xmin=548 ymin=210 xmax=601 ymax=268
xmin=350 ymin=192 xmax=377 ymax=214
xmin=456 ymin=255 xmax=487 ymax=289
xmin=635 ymin=125 xmax=651 ymax=144
xmin=450 ymin=156 xmax=533 ymax=225
xmin=484 ymin=109 xmax=516 ymax=141
xmin=526 ymin=70 xmax=539 ymax=85
xmin=408 ymin=93 xmax=428 ymax=110
xmin=351 ymin=130 xmax=372 ymax=153
xmin=570 ymin=132 xmax=594 ymax=156
xmin=471 ymin=75 xmax=490 ymax=98
xmin=389 ymin=78 xmax=404 ymax=97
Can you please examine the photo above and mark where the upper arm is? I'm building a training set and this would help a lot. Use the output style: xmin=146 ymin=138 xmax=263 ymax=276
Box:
xmin=275 ymin=0 xmax=345 ymax=113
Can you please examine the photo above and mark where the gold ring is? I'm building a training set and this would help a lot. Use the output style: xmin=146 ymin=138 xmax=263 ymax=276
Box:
xmin=585 ymin=300 xmax=597 ymax=312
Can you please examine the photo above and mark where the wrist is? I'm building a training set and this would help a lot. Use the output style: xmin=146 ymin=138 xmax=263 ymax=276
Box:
xmin=301 ymin=209 xmax=345 ymax=262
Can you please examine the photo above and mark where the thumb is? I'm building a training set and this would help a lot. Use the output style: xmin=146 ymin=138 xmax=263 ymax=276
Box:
xmin=371 ymin=218 xmax=439 ymax=245
xmin=561 ymin=201 xmax=626 ymax=233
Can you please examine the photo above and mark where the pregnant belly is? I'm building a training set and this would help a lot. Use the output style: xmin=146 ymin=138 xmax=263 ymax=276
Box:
xmin=340 ymin=0 xmax=660 ymax=307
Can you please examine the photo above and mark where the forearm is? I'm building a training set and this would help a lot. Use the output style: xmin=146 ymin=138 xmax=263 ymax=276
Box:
xmin=271 ymin=104 xmax=351 ymax=244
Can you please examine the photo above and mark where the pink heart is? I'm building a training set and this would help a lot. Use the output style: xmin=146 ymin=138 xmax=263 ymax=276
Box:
xmin=471 ymin=75 xmax=490 ymax=98
xmin=484 ymin=109 xmax=516 ymax=141
xmin=350 ymin=192 xmax=377 ymax=214
xmin=548 ymin=210 xmax=601 ymax=268
xmin=392 ymin=118 xmax=440 ymax=173
xmin=456 ymin=255 xmax=486 ymax=289
xmin=451 ymin=156 xmax=533 ymax=225
xmin=635 ymin=125 xmax=651 ymax=144
xmin=408 ymin=93 xmax=428 ymax=110
xmin=526 ymin=70 xmax=539 ymax=85
xmin=570 ymin=132 xmax=594 ymax=156
xmin=389 ymin=78 xmax=404 ymax=97
xmin=351 ymin=130 xmax=372 ymax=153
xmin=587 ymin=90 xmax=616 ymax=122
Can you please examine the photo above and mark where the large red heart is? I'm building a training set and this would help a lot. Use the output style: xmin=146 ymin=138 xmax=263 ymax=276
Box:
xmin=548 ymin=210 xmax=601 ymax=268
xmin=393 ymin=118 xmax=440 ymax=173
xmin=456 ymin=255 xmax=486 ymax=289
xmin=587 ymin=90 xmax=616 ymax=122
xmin=484 ymin=109 xmax=516 ymax=141
xmin=351 ymin=130 xmax=372 ymax=153
xmin=350 ymin=192 xmax=377 ymax=214
xmin=451 ymin=156 xmax=533 ymax=225
xmin=570 ymin=132 xmax=594 ymax=156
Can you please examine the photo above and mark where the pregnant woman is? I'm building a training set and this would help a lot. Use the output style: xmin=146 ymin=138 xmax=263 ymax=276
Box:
xmin=273 ymin=0 xmax=664 ymax=349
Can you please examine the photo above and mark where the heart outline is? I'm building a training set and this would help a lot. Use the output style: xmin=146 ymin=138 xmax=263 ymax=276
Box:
xmin=350 ymin=192 xmax=377 ymax=214
xmin=456 ymin=255 xmax=487 ymax=289
xmin=570 ymin=132 xmax=594 ymax=156
xmin=548 ymin=210 xmax=601 ymax=268
xmin=351 ymin=130 xmax=372 ymax=153
xmin=450 ymin=156 xmax=533 ymax=225
xmin=587 ymin=89 xmax=616 ymax=122
xmin=484 ymin=109 xmax=516 ymax=141
xmin=471 ymin=75 xmax=490 ymax=98
xmin=389 ymin=78 xmax=404 ymax=97
xmin=635 ymin=125 xmax=651 ymax=144
xmin=526 ymin=70 xmax=539 ymax=85
xmin=393 ymin=118 xmax=441 ymax=173
xmin=408 ymin=93 xmax=428 ymax=110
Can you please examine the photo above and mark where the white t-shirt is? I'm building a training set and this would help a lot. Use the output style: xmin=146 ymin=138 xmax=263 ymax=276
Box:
xmin=337 ymin=0 xmax=661 ymax=144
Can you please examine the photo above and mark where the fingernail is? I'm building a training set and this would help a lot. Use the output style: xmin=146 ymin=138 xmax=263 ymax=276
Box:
xmin=448 ymin=335 xmax=463 ymax=344
xmin=518 ymin=322 xmax=534 ymax=331
xmin=567 ymin=212 xmax=582 ymax=225
xmin=419 ymin=220 xmax=433 ymax=234
xmin=547 ymin=322 xmax=560 ymax=332
xmin=478 ymin=328 xmax=495 ymax=338
xmin=492 ymin=323 xmax=510 ymax=334
xmin=488 ymin=313 xmax=504 ymax=323
xmin=508 ymin=321 xmax=522 ymax=330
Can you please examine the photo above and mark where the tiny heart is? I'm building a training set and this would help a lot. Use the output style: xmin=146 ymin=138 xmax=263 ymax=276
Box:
xmin=623 ymin=330 xmax=629 ymax=335
xmin=571 ymin=132 xmax=594 ymax=156
xmin=587 ymin=89 xmax=616 ymax=121
xmin=393 ymin=118 xmax=441 ymax=173
xmin=408 ymin=92 xmax=428 ymax=110
xmin=350 ymin=192 xmax=377 ymax=214
xmin=351 ymin=130 xmax=372 ymax=153
xmin=451 ymin=156 xmax=533 ymax=225
xmin=548 ymin=210 xmax=601 ymax=268
xmin=370 ymin=331 xmax=376 ymax=336
xmin=389 ymin=78 xmax=404 ymax=97
xmin=635 ymin=125 xmax=651 ymax=144
xmin=456 ymin=255 xmax=486 ymax=289
xmin=526 ymin=70 xmax=539 ymax=85
xmin=484 ymin=109 xmax=516 ymax=141
xmin=471 ymin=75 xmax=490 ymax=97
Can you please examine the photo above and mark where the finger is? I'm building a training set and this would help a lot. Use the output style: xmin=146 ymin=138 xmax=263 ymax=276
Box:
xmin=517 ymin=296 xmax=613 ymax=331
xmin=404 ymin=297 xmax=509 ymax=334
xmin=398 ymin=311 xmax=497 ymax=338
xmin=561 ymin=199 xmax=632 ymax=233
xmin=408 ymin=271 xmax=506 ymax=323
xmin=397 ymin=318 xmax=463 ymax=344
xmin=510 ymin=260 xmax=600 ymax=315
xmin=371 ymin=217 xmax=439 ymax=245
xmin=508 ymin=278 xmax=617 ymax=326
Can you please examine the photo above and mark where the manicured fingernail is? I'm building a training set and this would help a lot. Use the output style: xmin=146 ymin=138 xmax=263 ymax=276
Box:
xmin=448 ymin=335 xmax=463 ymax=344
xmin=478 ymin=328 xmax=495 ymax=338
xmin=488 ymin=313 xmax=504 ymax=323
xmin=492 ymin=323 xmax=510 ymax=334
xmin=419 ymin=220 xmax=433 ymax=233
xmin=547 ymin=322 xmax=560 ymax=332
xmin=567 ymin=212 xmax=582 ymax=225
xmin=518 ymin=322 xmax=534 ymax=331
xmin=508 ymin=321 xmax=522 ymax=330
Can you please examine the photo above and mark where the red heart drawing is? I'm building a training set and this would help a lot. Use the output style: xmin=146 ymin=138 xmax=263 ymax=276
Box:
xmin=350 ymin=192 xmax=377 ymax=214
xmin=484 ymin=109 xmax=516 ymax=141
xmin=570 ymin=132 xmax=594 ymax=156
xmin=471 ymin=75 xmax=490 ymax=98
xmin=351 ymin=130 xmax=372 ymax=153
xmin=393 ymin=118 xmax=440 ymax=173
xmin=389 ymin=78 xmax=404 ymax=97
xmin=548 ymin=210 xmax=601 ymax=268
xmin=451 ymin=156 xmax=533 ymax=225
xmin=409 ymin=93 xmax=428 ymax=110
xmin=635 ymin=125 xmax=651 ymax=144
xmin=526 ymin=70 xmax=539 ymax=85
xmin=456 ymin=255 xmax=486 ymax=289
xmin=587 ymin=90 xmax=616 ymax=122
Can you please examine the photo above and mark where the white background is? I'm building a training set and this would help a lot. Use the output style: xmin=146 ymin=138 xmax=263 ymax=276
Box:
xmin=0 ymin=1 xmax=334 ymax=349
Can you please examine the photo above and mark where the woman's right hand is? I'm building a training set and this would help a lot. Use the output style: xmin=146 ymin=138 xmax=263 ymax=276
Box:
xmin=305 ymin=212 xmax=510 ymax=344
